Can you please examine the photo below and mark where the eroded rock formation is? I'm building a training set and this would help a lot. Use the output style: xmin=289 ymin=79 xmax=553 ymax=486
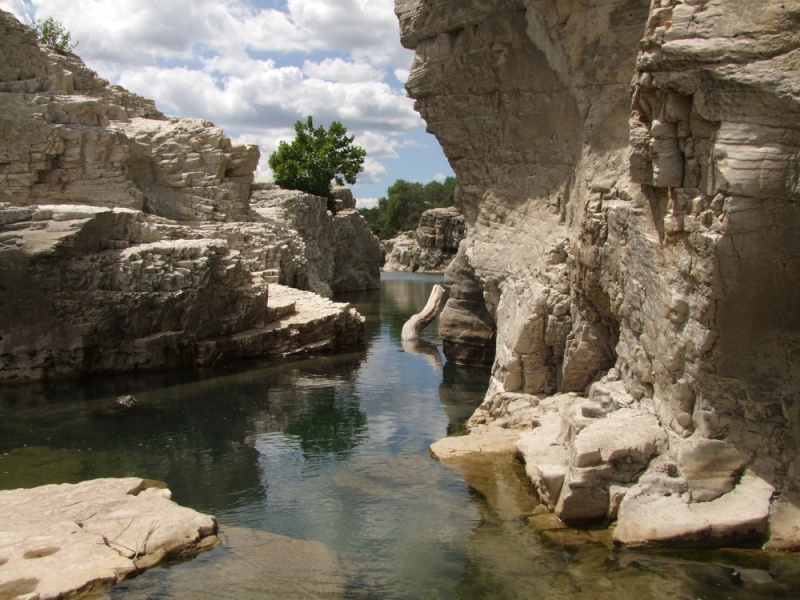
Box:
xmin=399 ymin=0 xmax=800 ymax=548
xmin=0 ymin=11 xmax=379 ymax=381
xmin=383 ymin=206 xmax=465 ymax=272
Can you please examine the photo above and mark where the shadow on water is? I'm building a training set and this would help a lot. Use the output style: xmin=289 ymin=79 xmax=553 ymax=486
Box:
xmin=2 ymin=272 xmax=800 ymax=598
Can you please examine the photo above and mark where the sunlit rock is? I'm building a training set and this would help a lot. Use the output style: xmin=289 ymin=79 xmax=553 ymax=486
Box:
xmin=383 ymin=207 xmax=465 ymax=272
xmin=0 ymin=478 xmax=217 ymax=599
xmin=0 ymin=10 xmax=377 ymax=380
xmin=403 ymin=0 xmax=800 ymax=549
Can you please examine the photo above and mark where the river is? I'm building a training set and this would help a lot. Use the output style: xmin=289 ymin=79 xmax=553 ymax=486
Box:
xmin=1 ymin=273 xmax=799 ymax=599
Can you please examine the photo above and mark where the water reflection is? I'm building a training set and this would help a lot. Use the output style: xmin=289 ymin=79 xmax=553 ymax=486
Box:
xmin=283 ymin=387 xmax=368 ymax=459
xmin=2 ymin=273 xmax=800 ymax=599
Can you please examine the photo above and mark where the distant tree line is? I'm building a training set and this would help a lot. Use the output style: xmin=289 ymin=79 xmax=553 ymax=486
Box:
xmin=359 ymin=177 xmax=457 ymax=240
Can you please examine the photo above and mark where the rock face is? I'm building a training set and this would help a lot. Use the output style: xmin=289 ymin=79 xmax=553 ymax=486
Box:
xmin=0 ymin=11 xmax=378 ymax=381
xmin=399 ymin=0 xmax=800 ymax=549
xmin=383 ymin=206 xmax=465 ymax=272
xmin=0 ymin=478 xmax=218 ymax=599
xmin=250 ymin=185 xmax=382 ymax=296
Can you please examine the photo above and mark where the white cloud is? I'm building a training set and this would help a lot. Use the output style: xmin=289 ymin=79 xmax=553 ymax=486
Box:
xmin=0 ymin=0 xmax=31 ymax=21
xmin=433 ymin=172 xmax=448 ymax=182
xmin=394 ymin=68 xmax=410 ymax=85
xmin=354 ymin=131 xmax=400 ymax=159
xmin=288 ymin=0 xmax=401 ymax=60
xmin=302 ymin=58 xmax=383 ymax=83
xmin=356 ymin=157 xmax=387 ymax=185
xmin=356 ymin=197 xmax=380 ymax=209
xmin=0 ymin=0 xmax=452 ymax=198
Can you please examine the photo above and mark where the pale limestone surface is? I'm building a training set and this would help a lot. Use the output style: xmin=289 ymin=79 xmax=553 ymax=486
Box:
xmin=383 ymin=207 xmax=465 ymax=272
xmin=0 ymin=478 xmax=217 ymax=599
xmin=401 ymin=0 xmax=800 ymax=548
xmin=0 ymin=11 xmax=378 ymax=381
xmin=429 ymin=424 xmax=521 ymax=459
xmin=252 ymin=186 xmax=381 ymax=296
xmin=0 ymin=202 xmax=366 ymax=380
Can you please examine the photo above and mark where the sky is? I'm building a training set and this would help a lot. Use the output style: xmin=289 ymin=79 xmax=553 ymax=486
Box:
xmin=0 ymin=0 xmax=453 ymax=208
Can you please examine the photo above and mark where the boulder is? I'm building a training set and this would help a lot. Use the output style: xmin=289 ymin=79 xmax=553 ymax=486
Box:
xmin=614 ymin=473 xmax=774 ymax=548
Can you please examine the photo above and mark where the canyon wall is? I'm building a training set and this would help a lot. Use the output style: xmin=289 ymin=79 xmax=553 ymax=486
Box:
xmin=399 ymin=0 xmax=800 ymax=548
xmin=0 ymin=11 xmax=379 ymax=381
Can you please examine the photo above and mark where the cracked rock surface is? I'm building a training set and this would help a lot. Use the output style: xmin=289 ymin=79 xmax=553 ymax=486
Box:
xmin=0 ymin=478 xmax=217 ymax=599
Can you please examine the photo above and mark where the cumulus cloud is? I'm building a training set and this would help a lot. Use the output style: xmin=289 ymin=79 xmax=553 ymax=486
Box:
xmin=0 ymin=0 xmax=452 ymax=203
xmin=358 ymin=157 xmax=388 ymax=185
xmin=356 ymin=197 xmax=380 ymax=210
xmin=302 ymin=58 xmax=384 ymax=84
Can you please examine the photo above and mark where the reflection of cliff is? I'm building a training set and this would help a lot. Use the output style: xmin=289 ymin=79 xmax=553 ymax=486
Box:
xmin=399 ymin=0 xmax=800 ymax=549
xmin=0 ymin=349 xmax=370 ymax=512
xmin=438 ymin=361 xmax=490 ymax=435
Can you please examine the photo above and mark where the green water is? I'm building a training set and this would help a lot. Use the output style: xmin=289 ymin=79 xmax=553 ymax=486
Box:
xmin=1 ymin=273 xmax=799 ymax=599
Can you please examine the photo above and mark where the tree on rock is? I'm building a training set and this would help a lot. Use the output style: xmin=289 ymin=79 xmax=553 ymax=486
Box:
xmin=268 ymin=116 xmax=366 ymax=212
xmin=32 ymin=17 xmax=78 ymax=52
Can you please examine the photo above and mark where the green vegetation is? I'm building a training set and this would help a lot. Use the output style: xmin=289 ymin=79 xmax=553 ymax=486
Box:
xmin=31 ymin=17 xmax=78 ymax=52
xmin=359 ymin=176 xmax=457 ymax=239
xmin=268 ymin=116 xmax=366 ymax=213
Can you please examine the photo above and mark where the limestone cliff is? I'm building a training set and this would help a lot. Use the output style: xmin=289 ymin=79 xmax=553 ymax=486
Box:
xmin=0 ymin=10 xmax=378 ymax=381
xmin=383 ymin=206 xmax=465 ymax=272
xmin=399 ymin=0 xmax=800 ymax=549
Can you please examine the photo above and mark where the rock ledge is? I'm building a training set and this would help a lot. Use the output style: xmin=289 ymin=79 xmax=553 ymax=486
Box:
xmin=0 ymin=478 xmax=218 ymax=599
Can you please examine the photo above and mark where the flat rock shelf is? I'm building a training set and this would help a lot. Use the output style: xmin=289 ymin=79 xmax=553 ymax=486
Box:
xmin=0 ymin=478 xmax=218 ymax=599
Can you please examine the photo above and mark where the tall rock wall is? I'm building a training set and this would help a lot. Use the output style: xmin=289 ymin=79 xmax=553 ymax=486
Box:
xmin=0 ymin=10 xmax=378 ymax=381
xmin=399 ymin=0 xmax=800 ymax=548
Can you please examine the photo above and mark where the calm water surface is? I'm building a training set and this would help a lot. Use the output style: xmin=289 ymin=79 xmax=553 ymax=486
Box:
xmin=2 ymin=273 xmax=800 ymax=599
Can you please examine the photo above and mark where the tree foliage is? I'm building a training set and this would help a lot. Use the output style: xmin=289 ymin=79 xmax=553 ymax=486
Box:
xmin=32 ymin=17 xmax=78 ymax=52
xmin=359 ymin=177 xmax=457 ymax=239
xmin=268 ymin=116 xmax=366 ymax=212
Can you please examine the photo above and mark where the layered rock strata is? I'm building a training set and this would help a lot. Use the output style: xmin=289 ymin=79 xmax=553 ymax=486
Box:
xmin=383 ymin=206 xmax=465 ymax=272
xmin=399 ymin=0 xmax=800 ymax=548
xmin=0 ymin=478 xmax=218 ymax=599
xmin=0 ymin=11 xmax=378 ymax=381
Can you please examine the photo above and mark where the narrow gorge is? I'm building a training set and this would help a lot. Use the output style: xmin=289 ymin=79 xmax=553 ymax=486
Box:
xmin=399 ymin=0 xmax=800 ymax=549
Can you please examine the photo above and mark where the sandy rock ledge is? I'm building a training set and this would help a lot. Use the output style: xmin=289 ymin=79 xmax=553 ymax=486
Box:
xmin=0 ymin=478 xmax=218 ymax=599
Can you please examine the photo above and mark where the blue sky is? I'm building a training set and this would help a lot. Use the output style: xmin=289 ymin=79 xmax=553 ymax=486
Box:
xmin=0 ymin=0 xmax=454 ymax=207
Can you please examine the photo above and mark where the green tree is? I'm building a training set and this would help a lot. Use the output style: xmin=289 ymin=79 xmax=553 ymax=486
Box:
xmin=32 ymin=17 xmax=78 ymax=52
xmin=268 ymin=116 xmax=366 ymax=212
xmin=359 ymin=176 xmax=457 ymax=239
